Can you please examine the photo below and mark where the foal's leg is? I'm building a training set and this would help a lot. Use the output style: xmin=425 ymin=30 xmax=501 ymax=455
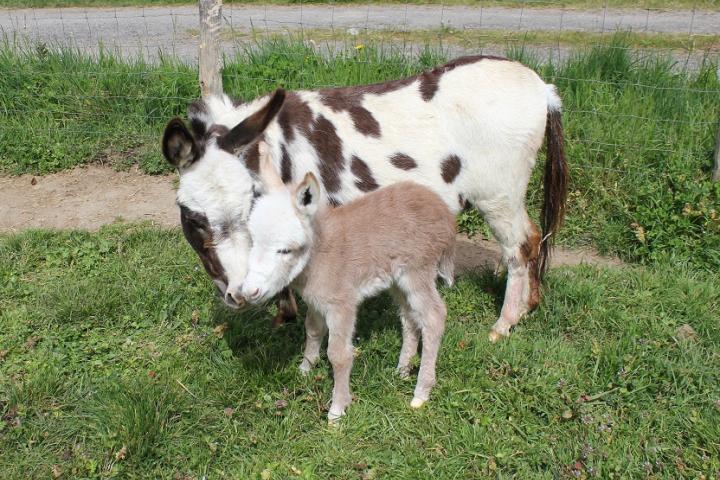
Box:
xmin=325 ymin=306 xmax=356 ymax=423
xmin=398 ymin=270 xmax=447 ymax=409
xmin=299 ymin=305 xmax=327 ymax=375
xmin=478 ymin=203 xmax=541 ymax=342
xmin=390 ymin=286 xmax=420 ymax=379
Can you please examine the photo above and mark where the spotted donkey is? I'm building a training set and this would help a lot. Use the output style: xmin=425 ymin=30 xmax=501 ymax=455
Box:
xmin=161 ymin=55 xmax=568 ymax=341
xmin=242 ymin=142 xmax=456 ymax=421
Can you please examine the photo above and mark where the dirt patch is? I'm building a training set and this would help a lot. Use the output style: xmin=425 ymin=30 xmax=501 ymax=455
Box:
xmin=0 ymin=165 xmax=622 ymax=269
xmin=0 ymin=165 xmax=178 ymax=232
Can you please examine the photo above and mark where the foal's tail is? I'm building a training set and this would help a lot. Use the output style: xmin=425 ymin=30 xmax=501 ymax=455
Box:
xmin=539 ymin=84 xmax=569 ymax=280
xmin=438 ymin=239 xmax=456 ymax=287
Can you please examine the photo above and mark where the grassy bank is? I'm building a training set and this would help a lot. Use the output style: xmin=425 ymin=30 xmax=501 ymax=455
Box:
xmin=1 ymin=225 xmax=719 ymax=478
xmin=1 ymin=0 xmax=717 ymax=10
xmin=1 ymin=37 xmax=718 ymax=268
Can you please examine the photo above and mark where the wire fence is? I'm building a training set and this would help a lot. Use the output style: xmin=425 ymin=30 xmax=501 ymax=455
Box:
xmin=1 ymin=1 xmax=719 ymax=179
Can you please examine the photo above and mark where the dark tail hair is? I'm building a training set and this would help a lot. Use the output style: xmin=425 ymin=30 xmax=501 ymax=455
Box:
xmin=538 ymin=107 xmax=569 ymax=280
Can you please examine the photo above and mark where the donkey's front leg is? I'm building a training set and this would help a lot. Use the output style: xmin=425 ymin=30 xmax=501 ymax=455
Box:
xmin=325 ymin=308 xmax=356 ymax=424
xmin=272 ymin=288 xmax=298 ymax=326
xmin=299 ymin=306 xmax=327 ymax=375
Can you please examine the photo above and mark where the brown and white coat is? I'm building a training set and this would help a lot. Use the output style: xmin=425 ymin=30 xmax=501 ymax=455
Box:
xmin=161 ymin=54 xmax=568 ymax=340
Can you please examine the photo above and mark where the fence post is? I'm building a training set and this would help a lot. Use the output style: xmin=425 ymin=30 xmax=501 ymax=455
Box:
xmin=198 ymin=0 xmax=223 ymax=99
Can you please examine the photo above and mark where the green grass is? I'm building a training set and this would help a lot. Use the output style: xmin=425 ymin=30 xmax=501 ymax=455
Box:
xmin=1 ymin=0 xmax=718 ymax=10
xmin=1 ymin=36 xmax=719 ymax=269
xmin=1 ymin=225 xmax=719 ymax=478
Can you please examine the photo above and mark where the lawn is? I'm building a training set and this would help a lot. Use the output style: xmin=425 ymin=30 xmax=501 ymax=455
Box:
xmin=1 ymin=36 xmax=718 ymax=268
xmin=1 ymin=226 xmax=719 ymax=478
xmin=1 ymin=0 xmax=717 ymax=11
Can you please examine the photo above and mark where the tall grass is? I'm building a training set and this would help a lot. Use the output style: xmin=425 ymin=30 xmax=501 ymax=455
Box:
xmin=1 ymin=37 xmax=718 ymax=268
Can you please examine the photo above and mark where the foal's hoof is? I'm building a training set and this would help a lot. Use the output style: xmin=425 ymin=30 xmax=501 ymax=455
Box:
xmin=410 ymin=397 xmax=426 ymax=409
xmin=396 ymin=366 xmax=412 ymax=380
xmin=327 ymin=409 xmax=345 ymax=425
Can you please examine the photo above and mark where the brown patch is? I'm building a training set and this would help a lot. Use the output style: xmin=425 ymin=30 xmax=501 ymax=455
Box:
xmin=419 ymin=71 xmax=440 ymax=101
xmin=389 ymin=153 xmax=417 ymax=170
xmin=458 ymin=194 xmax=471 ymax=210
xmin=520 ymin=223 xmax=542 ymax=311
xmin=242 ymin=136 xmax=263 ymax=174
xmin=319 ymin=91 xmax=381 ymax=138
xmin=280 ymin=144 xmax=293 ymax=184
xmin=179 ymin=205 xmax=228 ymax=288
xmin=441 ymin=154 xmax=462 ymax=183
xmin=188 ymin=100 xmax=208 ymax=138
xmin=308 ymin=115 xmax=344 ymax=194
xmin=350 ymin=155 xmax=379 ymax=192
xmin=278 ymin=92 xmax=314 ymax=143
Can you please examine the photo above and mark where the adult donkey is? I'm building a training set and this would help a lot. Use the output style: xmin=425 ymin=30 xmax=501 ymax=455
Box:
xmin=162 ymin=55 xmax=568 ymax=341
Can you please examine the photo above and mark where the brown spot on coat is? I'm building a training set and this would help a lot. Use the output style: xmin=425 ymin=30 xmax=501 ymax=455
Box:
xmin=320 ymin=91 xmax=381 ymax=138
xmin=243 ymin=136 xmax=263 ymax=174
xmin=308 ymin=115 xmax=344 ymax=193
xmin=389 ymin=153 xmax=417 ymax=170
xmin=350 ymin=155 xmax=379 ymax=192
xmin=280 ymin=144 xmax=293 ymax=184
xmin=278 ymin=92 xmax=313 ymax=143
xmin=441 ymin=154 xmax=462 ymax=183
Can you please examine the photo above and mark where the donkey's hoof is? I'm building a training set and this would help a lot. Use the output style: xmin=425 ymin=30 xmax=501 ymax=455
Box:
xmin=299 ymin=359 xmax=314 ymax=376
xmin=488 ymin=328 xmax=510 ymax=343
xmin=410 ymin=397 xmax=426 ymax=409
xmin=396 ymin=366 xmax=411 ymax=380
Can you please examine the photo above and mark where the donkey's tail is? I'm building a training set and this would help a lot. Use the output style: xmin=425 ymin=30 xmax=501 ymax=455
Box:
xmin=438 ymin=240 xmax=456 ymax=287
xmin=539 ymin=84 xmax=569 ymax=280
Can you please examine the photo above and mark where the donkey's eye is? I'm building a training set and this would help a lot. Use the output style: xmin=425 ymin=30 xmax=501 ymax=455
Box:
xmin=277 ymin=248 xmax=292 ymax=255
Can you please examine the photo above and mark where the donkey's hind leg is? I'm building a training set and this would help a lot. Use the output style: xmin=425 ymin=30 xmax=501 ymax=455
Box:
xmin=477 ymin=203 xmax=541 ymax=342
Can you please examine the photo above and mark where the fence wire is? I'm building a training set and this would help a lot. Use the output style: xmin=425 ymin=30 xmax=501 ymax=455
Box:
xmin=0 ymin=1 xmax=718 ymax=176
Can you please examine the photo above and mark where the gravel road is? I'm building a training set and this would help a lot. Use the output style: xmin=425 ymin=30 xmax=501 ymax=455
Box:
xmin=1 ymin=4 xmax=717 ymax=62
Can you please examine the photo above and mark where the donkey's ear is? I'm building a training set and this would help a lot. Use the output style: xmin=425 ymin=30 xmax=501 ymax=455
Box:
xmin=162 ymin=118 xmax=200 ymax=169
xmin=217 ymin=88 xmax=286 ymax=154
xmin=294 ymin=172 xmax=320 ymax=217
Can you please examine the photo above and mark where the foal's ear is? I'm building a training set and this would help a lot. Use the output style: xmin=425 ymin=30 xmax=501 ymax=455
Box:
xmin=217 ymin=88 xmax=286 ymax=154
xmin=294 ymin=172 xmax=320 ymax=217
xmin=258 ymin=141 xmax=284 ymax=191
xmin=162 ymin=118 xmax=200 ymax=169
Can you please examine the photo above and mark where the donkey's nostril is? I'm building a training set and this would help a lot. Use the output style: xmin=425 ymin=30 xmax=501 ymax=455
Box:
xmin=250 ymin=288 xmax=260 ymax=299
xmin=225 ymin=291 xmax=236 ymax=304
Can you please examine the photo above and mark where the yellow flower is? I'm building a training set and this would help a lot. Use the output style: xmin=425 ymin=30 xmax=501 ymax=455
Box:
xmin=354 ymin=44 xmax=365 ymax=50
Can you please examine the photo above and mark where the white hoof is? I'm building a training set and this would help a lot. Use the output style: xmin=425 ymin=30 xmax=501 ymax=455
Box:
xmin=410 ymin=397 xmax=426 ymax=409
xmin=488 ymin=327 xmax=510 ymax=343
xmin=299 ymin=360 xmax=312 ymax=375
xmin=327 ymin=409 xmax=345 ymax=425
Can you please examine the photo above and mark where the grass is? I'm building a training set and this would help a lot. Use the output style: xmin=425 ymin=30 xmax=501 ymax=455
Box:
xmin=1 ymin=35 xmax=719 ymax=269
xmin=1 ymin=225 xmax=719 ymax=478
xmin=1 ymin=0 xmax=718 ymax=10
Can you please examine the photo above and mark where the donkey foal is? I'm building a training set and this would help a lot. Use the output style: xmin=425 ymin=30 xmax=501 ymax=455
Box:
xmin=242 ymin=143 xmax=456 ymax=422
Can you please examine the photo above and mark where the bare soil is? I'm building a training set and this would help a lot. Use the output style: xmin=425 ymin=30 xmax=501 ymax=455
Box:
xmin=0 ymin=165 xmax=623 ymax=269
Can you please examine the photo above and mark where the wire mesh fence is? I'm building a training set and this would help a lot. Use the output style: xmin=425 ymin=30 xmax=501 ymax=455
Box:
xmin=0 ymin=1 xmax=718 ymax=179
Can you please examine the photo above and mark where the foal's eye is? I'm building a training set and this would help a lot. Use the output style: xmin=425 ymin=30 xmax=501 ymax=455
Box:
xmin=277 ymin=248 xmax=292 ymax=255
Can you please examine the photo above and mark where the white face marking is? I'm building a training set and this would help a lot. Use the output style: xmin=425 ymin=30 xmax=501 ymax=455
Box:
xmin=242 ymin=188 xmax=314 ymax=304
xmin=176 ymin=144 xmax=256 ymax=302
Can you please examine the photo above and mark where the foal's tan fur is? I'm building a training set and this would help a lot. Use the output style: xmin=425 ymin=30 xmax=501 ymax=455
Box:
xmin=297 ymin=181 xmax=456 ymax=421
xmin=253 ymin=143 xmax=457 ymax=422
